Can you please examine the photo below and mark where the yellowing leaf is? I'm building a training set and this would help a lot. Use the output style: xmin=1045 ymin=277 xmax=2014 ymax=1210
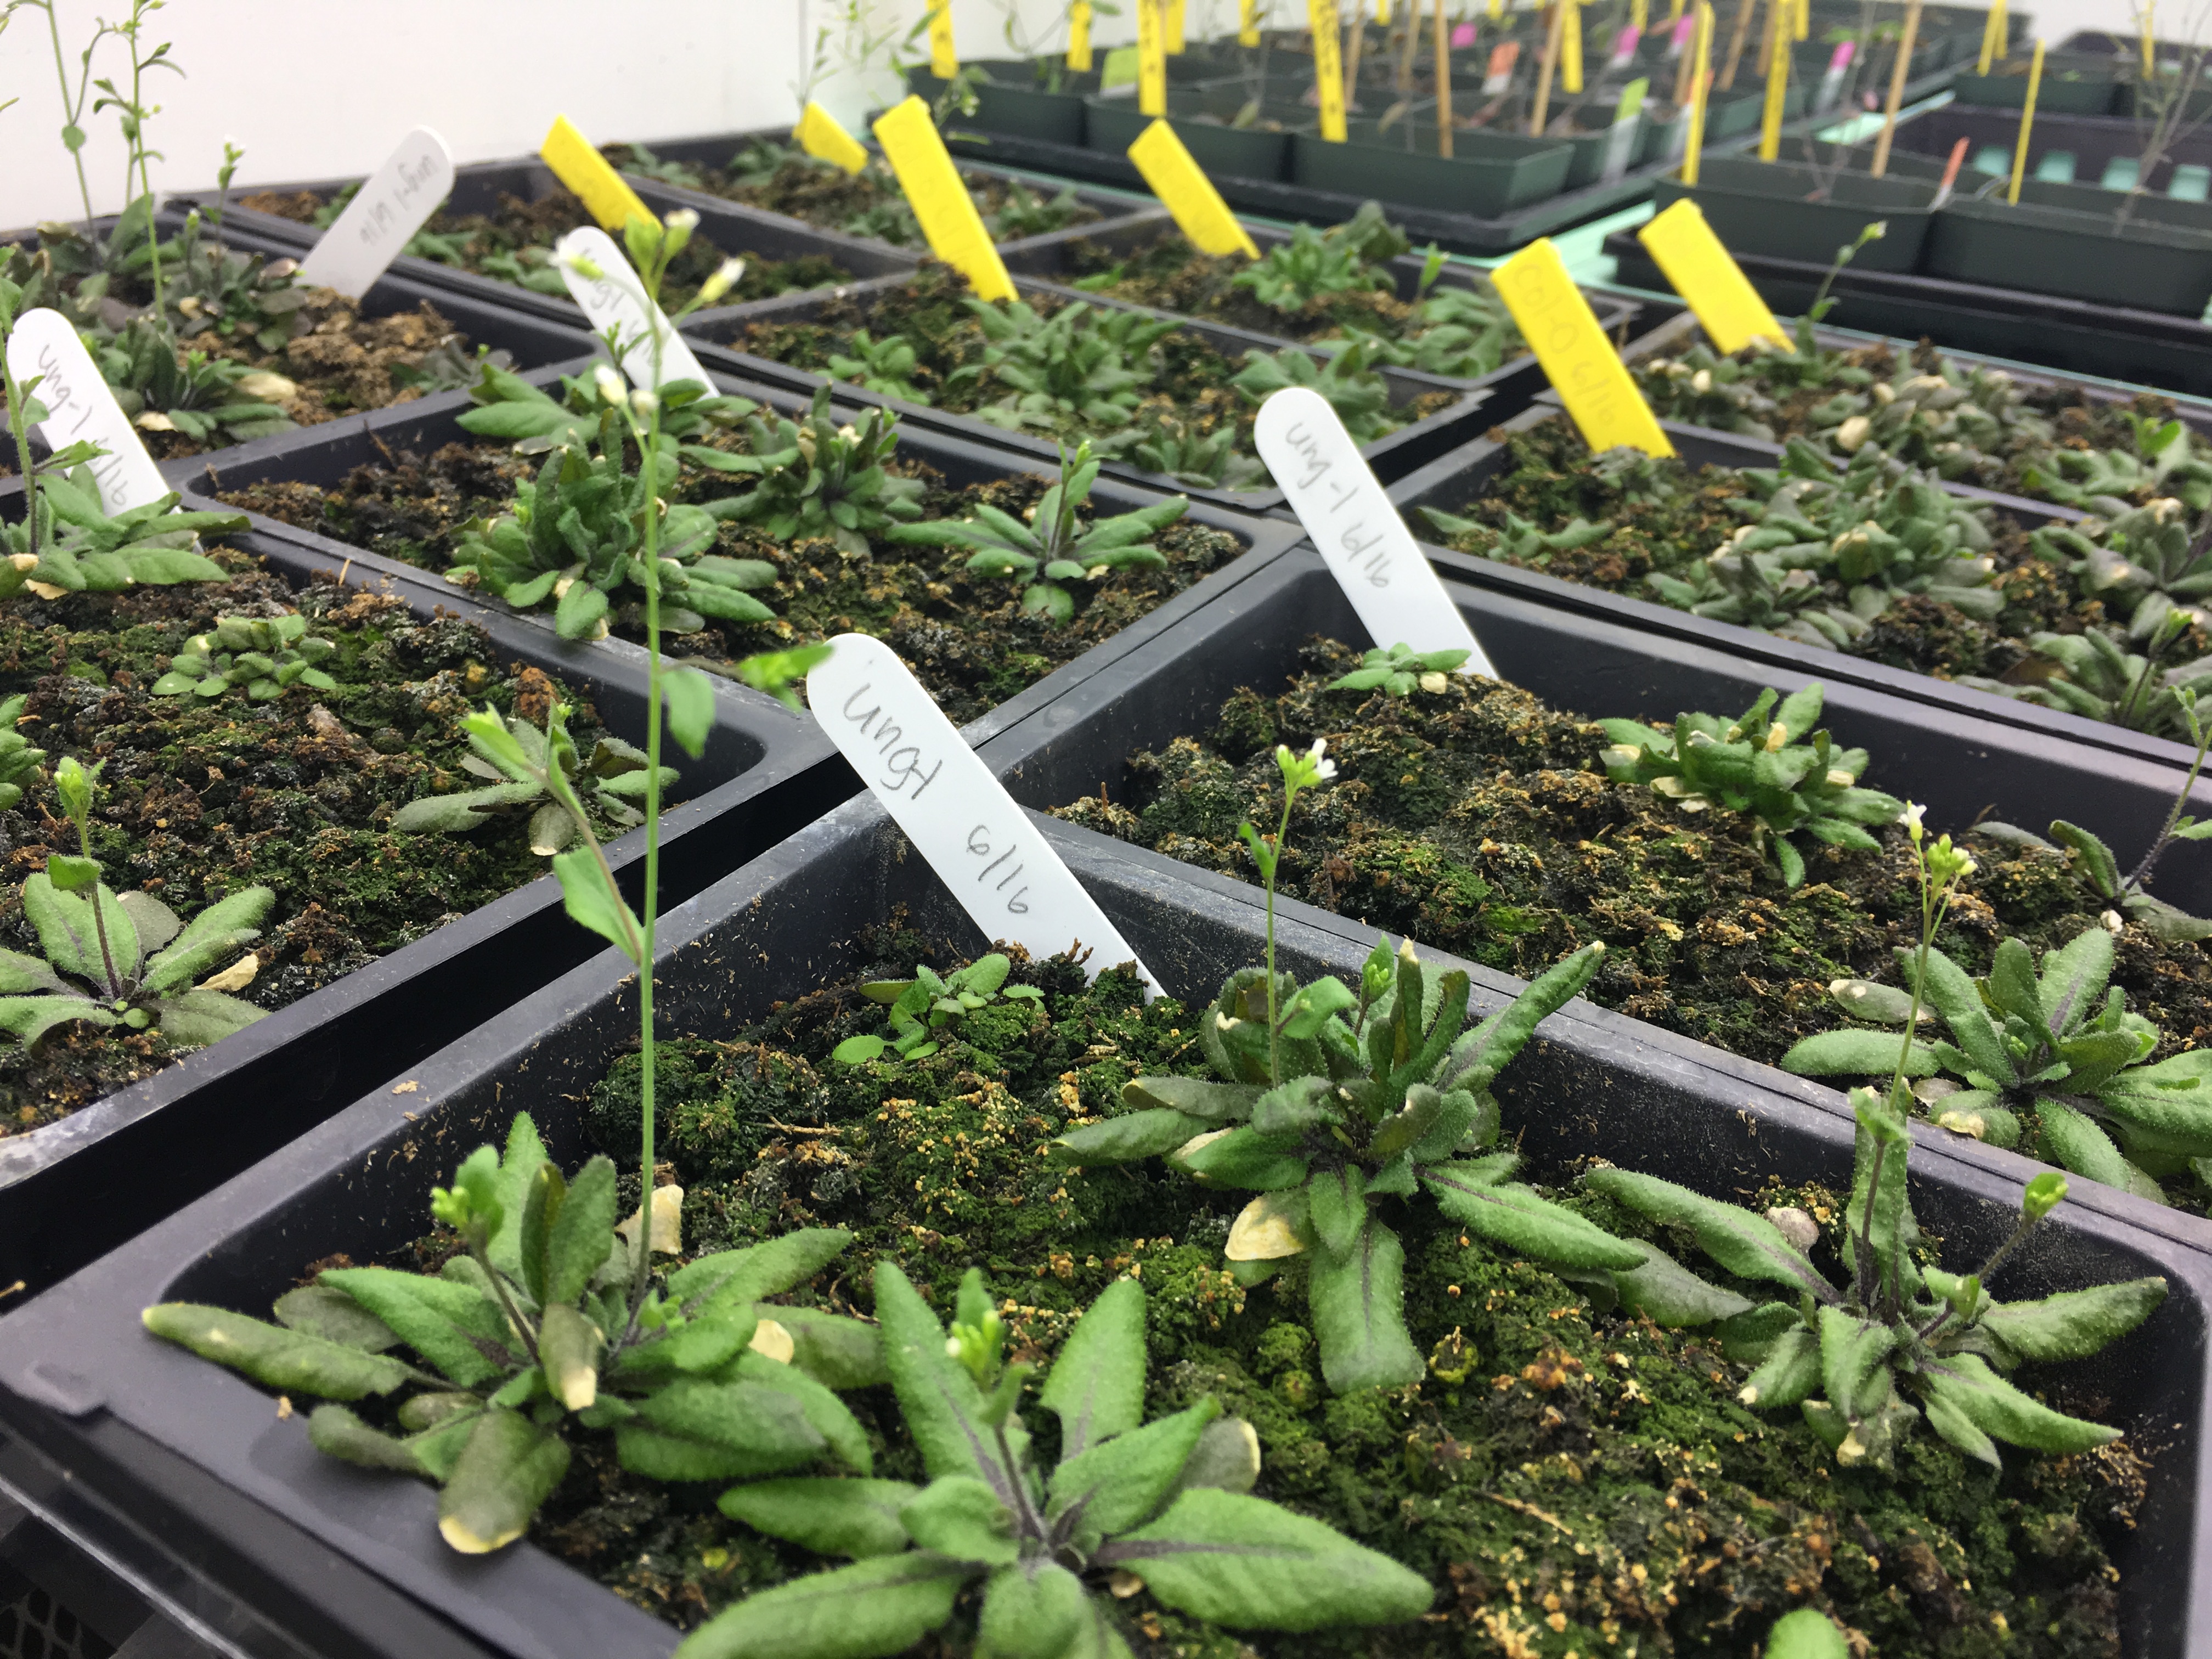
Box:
xmin=196 ymin=952 xmax=259 ymax=993
xmin=749 ymin=1318 xmax=796 ymax=1364
xmin=1226 ymin=1193 xmax=1307 ymax=1261
xmin=617 ymin=1182 xmax=685 ymax=1255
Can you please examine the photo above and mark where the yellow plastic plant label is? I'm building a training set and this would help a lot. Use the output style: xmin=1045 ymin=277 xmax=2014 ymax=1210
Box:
xmin=540 ymin=116 xmax=653 ymax=233
xmin=1138 ymin=0 xmax=1169 ymax=115
xmin=1311 ymin=0 xmax=1348 ymax=140
xmin=1240 ymin=0 xmax=1262 ymax=47
xmin=1631 ymin=0 xmax=1647 ymax=33
xmin=1757 ymin=18 xmax=1788 ymax=158
xmin=1376 ymin=0 xmax=1391 ymax=22
xmin=1490 ymin=0 xmax=1504 ymax=20
xmin=1977 ymin=0 xmax=2006 ymax=73
xmin=1635 ymin=199 xmax=1787 ymax=352
xmin=1129 ymin=120 xmax=1261 ymax=256
xmin=1069 ymin=1 xmax=1094 ymax=70
xmin=1561 ymin=0 xmax=1583 ymax=91
xmin=1669 ymin=0 xmax=1684 ymax=19
xmin=871 ymin=97 xmax=1017 ymax=302
xmin=1166 ymin=0 xmax=1187 ymax=51
xmin=1681 ymin=0 xmax=1713 ymax=183
xmin=1794 ymin=0 xmax=1809 ymax=40
xmin=928 ymin=0 xmax=958 ymax=77
xmin=1492 ymin=238 xmax=1673 ymax=457
xmin=793 ymin=101 xmax=869 ymax=176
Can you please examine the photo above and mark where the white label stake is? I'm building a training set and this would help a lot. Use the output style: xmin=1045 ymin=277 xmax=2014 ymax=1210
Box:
xmin=552 ymin=227 xmax=712 ymax=392
xmin=4 ymin=309 xmax=167 ymax=513
xmin=295 ymin=126 xmax=454 ymax=297
xmin=807 ymin=634 xmax=1159 ymax=995
xmin=1252 ymin=387 xmax=1494 ymax=676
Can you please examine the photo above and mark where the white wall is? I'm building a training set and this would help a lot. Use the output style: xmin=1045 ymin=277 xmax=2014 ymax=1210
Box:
xmin=0 ymin=0 xmax=2162 ymax=228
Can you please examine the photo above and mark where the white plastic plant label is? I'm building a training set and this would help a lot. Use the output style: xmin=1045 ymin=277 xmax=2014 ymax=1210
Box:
xmin=1252 ymin=387 xmax=1494 ymax=676
xmin=4 ymin=308 xmax=167 ymax=512
xmin=551 ymin=227 xmax=712 ymax=392
xmin=807 ymin=634 xmax=1159 ymax=993
xmin=295 ymin=126 xmax=454 ymax=297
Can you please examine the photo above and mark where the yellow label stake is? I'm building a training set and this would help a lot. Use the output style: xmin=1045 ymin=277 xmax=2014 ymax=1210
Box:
xmin=1139 ymin=0 xmax=1169 ymax=115
xmin=1240 ymin=0 xmax=1263 ymax=48
xmin=1793 ymin=0 xmax=1808 ymax=40
xmin=1376 ymin=0 xmax=1391 ymax=22
xmin=1129 ymin=120 xmax=1261 ymax=256
xmin=1070 ymin=1 xmax=1094 ymax=70
xmin=1561 ymin=0 xmax=1584 ymax=92
xmin=1681 ymin=0 xmax=1714 ymax=182
xmin=1757 ymin=13 xmax=1788 ymax=158
xmin=1311 ymin=0 xmax=1348 ymax=140
xmin=540 ymin=116 xmax=653 ymax=232
xmin=1977 ymin=0 xmax=2006 ymax=73
xmin=1166 ymin=0 xmax=1187 ymax=50
xmin=2008 ymin=36 xmax=2044 ymax=204
xmin=1632 ymin=0 xmax=1647 ymax=35
xmin=1493 ymin=238 xmax=1674 ymax=457
xmin=794 ymin=102 xmax=870 ymax=175
xmin=928 ymin=0 xmax=958 ymax=77
xmin=1636 ymin=199 xmax=1787 ymax=352
xmin=871 ymin=97 xmax=1017 ymax=302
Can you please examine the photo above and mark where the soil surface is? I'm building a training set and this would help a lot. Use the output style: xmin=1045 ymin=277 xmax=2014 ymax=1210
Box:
xmin=0 ymin=557 xmax=648 ymax=1135
xmin=1047 ymin=637 xmax=2212 ymax=1209
xmin=601 ymin=145 xmax=1101 ymax=249
xmin=1417 ymin=414 xmax=2169 ymax=690
xmin=236 ymin=186 xmax=852 ymax=311
xmin=218 ymin=434 xmax=1246 ymax=729
xmin=472 ymin=934 xmax=2139 ymax=1656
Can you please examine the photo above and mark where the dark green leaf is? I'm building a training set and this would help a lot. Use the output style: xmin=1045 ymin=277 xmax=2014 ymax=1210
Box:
xmin=272 ymin=1285 xmax=399 ymax=1352
xmin=1307 ymin=1216 xmax=1424 ymax=1392
xmin=1427 ymin=1161 xmax=1646 ymax=1270
xmin=1978 ymin=1279 xmax=2167 ymax=1363
xmin=1916 ymin=1352 xmax=2122 ymax=1462
xmin=545 ymin=1155 xmax=618 ymax=1305
xmin=1047 ymin=1400 xmax=1218 ymax=1540
xmin=616 ymin=1376 xmax=826 ymax=1481
xmin=717 ymin=1477 xmax=918 ymax=1559
xmin=1038 ymin=1276 xmax=1145 ymax=1459
xmin=672 ymin=1551 xmax=971 ymax=1659
xmin=1119 ymin=1076 xmax=1261 ymax=1121
xmin=1611 ymin=1242 xmax=1753 ymax=1327
xmin=766 ymin=1305 xmax=888 ymax=1389
xmin=730 ymin=1348 xmax=873 ymax=1475
xmin=437 ymin=1407 xmax=570 ymax=1553
xmin=1439 ymin=943 xmax=1604 ymax=1093
xmin=141 ymin=1304 xmax=413 ymax=1400
xmin=1582 ymin=1169 xmax=1837 ymax=1299
xmin=316 ymin=1268 xmax=512 ymax=1388
xmin=872 ymin=1262 xmax=1024 ymax=1499
xmin=307 ymin=1403 xmax=428 ymax=1473
xmin=1052 ymin=1108 xmax=1215 ymax=1166
xmin=1736 ymin=1323 xmax=1820 ymax=1409
xmin=899 ymin=1475 xmax=1018 ymax=1565
xmin=1177 ymin=1125 xmax=1310 ymax=1190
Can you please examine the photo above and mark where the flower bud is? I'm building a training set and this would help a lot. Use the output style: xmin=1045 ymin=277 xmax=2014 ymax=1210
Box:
xmin=2023 ymin=1172 xmax=2067 ymax=1221
xmin=695 ymin=256 xmax=749 ymax=307
xmin=1833 ymin=415 xmax=1871 ymax=453
xmin=631 ymin=387 xmax=659 ymax=417
xmin=595 ymin=363 xmax=626 ymax=405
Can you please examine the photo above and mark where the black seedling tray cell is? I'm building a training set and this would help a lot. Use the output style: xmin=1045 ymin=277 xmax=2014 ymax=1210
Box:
xmin=997 ymin=211 xmax=1646 ymax=407
xmin=0 ymin=483 xmax=843 ymax=1303
xmin=678 ymin=271 xmax=1494 ymax=513
xmin=0 ymin=782 xmax=2204 ymax=1659
xmin=1884 ymin=103 xmax=2212 ymax=196
xmin=165 ymin=159 xmax=921 ymax=332
xmin=1604 ymin=228 xmax=2212 ymax=398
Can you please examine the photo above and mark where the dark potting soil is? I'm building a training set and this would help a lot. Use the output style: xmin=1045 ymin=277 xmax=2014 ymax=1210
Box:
xmin=736 ymin=264 xmax=1455 ymax=467
xmin=600 ymin=146 xmax=1101 ymax=249
xmin=476 ymin=934 xmax=2140 ymax=1655
xmin=217 ymin=438 xmax=1246 ymax=729
xmin=1419 ymin=415 xmax=2156 ymax=687
xmin=1633 ymin=336 xmax=2212 ymax=513
xmin=234 ymin=186 xmax=853 ymax=312
xmin=1047 ymin=638 xmax=2212 ymax=1210
xmin=0 ymin=560 xmax=650 ymax=1135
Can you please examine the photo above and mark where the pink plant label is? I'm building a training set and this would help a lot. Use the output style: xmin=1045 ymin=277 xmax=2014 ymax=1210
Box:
xmin=1610 ymin=25 xmax=1640 ymax=67
xmin=1452 ymin=21 xmax=1477 ymax=46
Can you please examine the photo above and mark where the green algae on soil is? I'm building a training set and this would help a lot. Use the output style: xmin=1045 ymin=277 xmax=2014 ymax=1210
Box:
xmin=481 ymin=935 xmax=2141 ymax=1656
xmin=233 ymin=185 xmax=852 ymax=312
xmin=1418 ymin=414 xmax=2165 ymax=689
xmin=0 ymin=560 xmax=651 ymax=1135
xmin=1046 ymin=638 xmax=2212 ymax=1210
xmin=217 ymin=432 xmax=1246 ymax=730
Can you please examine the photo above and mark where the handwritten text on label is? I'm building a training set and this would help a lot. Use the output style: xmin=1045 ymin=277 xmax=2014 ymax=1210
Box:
xmin=296 ymin=127 xmax=454 ymax=297
xmin=5 ymin=309 xmax=167 ymax=512
xmin=552 ymin=228 xmax=712 ymax=392
xmin=807 ymin=634 xmax=1156 ymax=991
xmin=1253 ymin=387 xmax=1493 ymax=675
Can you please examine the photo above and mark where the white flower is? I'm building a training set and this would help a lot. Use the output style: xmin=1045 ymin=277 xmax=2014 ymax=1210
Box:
xmin=594 ymin=363 xmax=626 ymax=405
xmin=666 ymin=207 xmax=700 ymax=233
xmin=630 ymin=387 xmax=659 ymax=417
xmin=1899 ymin=802 xmax=1925 ymax=836
xmin=1307 ymin=738 xmax=1338 ymax=782
xmin=695 ymin=256 xmax=749 ymax=307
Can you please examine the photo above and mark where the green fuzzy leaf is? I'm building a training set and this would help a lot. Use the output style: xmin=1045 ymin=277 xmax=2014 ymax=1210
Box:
xmin=729 ymin=1349 xmax=873 ymax=1475
xmin=1438 ymin=943 xmax=1604 ymax=1094
xmin=1172 ymin=1417 xmax=1262 ymax=1497
xmin=1904 ymin=944 xmax=2016 ymax=1085
xmin=1915 ymin=1352 xmax=2123 ymax=1463
xmin=1819 ymin=1305 xmax=1899 ymax=1420
xmin=1250 ymin=1075 xmax=1342 ymax=1137
xmin=1099 ymin=1489 xmax=1434 ymax=1630
xmin=616 ymin=1376 xmax=826 ymax=1482
xmin=1119 ymin=1076 xmax=1261 ymax=1121
xmin=899 ymin=1475 xmax=1019 ymax=1566
xmin=318 ymin=1267 xmax=511 ymax=1388
xmin=1177 ymin=1125 xmax=1310 ymax=1190
xmin=155 ymin=988 xmax=269 ymax=1047
xmin=872 ymin=1262 xmax=1025 ymax=1499
xmin=1611 ymin=1242 xmax=1753 ymax=1327
xmin=552 ymin=846 xmax=644 ymax=962
xmin=22 ymin=873 xmax=139 ymax=987
xmin=1306 ymin=1166 xmax=1367 ymax=1259
xmin=0 ymin=994 xmax=106 ymax=1048
xmin=140 ymin=1304 xmax=414 ymax=1400
xmin=1307 ymin=1216 xmax=1424 ymax=1392
xmin=1779 ymin=1028 xmax=1938 ymax=1078
xmin=1053 ymin=1108 xmax=1216 ymax=1166
xmin=1048 ymin=1399 xmax=1218 ymax=1541
xmin=273 ymin=1285 xmax=399 ymax=1352
xmin=1978 ymin=1279 xmax=2167 ymax=1363
xmin=1581 ymin=1169 xmax=1837 ymax=1300
xmin=664 ymin=666 xmax=718 ymax=761
xmin=307 ymin=1403 xmax=428 ymax=1473
xmin=716 ymin=1477 xmax=918 ymax=1559
xmin=544 ymin=1155 xmax=618 ymax=1305
xmin=766 ymin=1305 xmax=888 ymax=1390
xmin=978 ymin=1561 xmax=1090 ymax=1659
xmin=437 ymin=1407 xmax=571 ymax=1553
xmin=2038 ymin=924 xmax=2117 ymax=1032
xmin=1767 ymin=1607 xmax=1850 ymax=1659
xmin=670 ymin=1551 xmax=971 ymax=1659
xmin=2036 ymin=1099 xmax=2142 ymax=1192
xmin=140 ymin=884 xmax=275 ymax=995
xmin=1039 ymin=1276 xmax=1146 ymax=1459
xmin=1426 ymin=1161 xmax=1645 ymax=1270
xmin=1737 ymin=1323 xmax=1820 ymax=1409
xmin=670 ymin=1229 xmax=855 ymax=1312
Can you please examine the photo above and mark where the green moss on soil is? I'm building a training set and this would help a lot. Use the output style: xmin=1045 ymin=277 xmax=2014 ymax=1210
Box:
xmin=233 ymin=185 xmax=850 ymax=310
xmin=510 ymin=934 xmax=2140 ymax=1655
xmin=1418 ymin=415 xmax=2176 ymax=686
xmin=1045 ymin=637 xmax=2212 ymax=1208
xmin=218 ymin=435 xmax=1245 ymax=728
xmin=0 ymin=560 xmax=641 ymax=1133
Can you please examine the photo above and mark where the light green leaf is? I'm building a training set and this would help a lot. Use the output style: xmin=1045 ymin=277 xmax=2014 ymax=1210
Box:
xmin=155 ymin=988 xmax=268 ymax=1047
xmin=1978 ymin=1279 xmax=2167 ymax=1363
xmin=140 ymin=885 xmax=275 ymax=994
xmin=717 ymin=1477 xmax=919 ymax=1559
xmin=1119 ymin=1076 xmax=1261 ymax=1121
xmin=1611 ymin=1242 xmax=1753 ymax=1327
xmin=617 ymin=1376 xmax=826 ymax=1482
xmin=317 ymin=1267 xmax=512 ymax=1388
xmin=1779 ymin=1028 xmax=1938 ymax=1077
xmin=872 ymin=1262 xmax=1024 ymax=1499
xmin=664 ymin=665 xmax=716 ymax=761
xmin=1915 ymin=1351 xmax=2122 ymax=1462
xmin=1581 ymin=1169 xmax=1836 ymax=1300
xmin=670 ymin=1551 xmax=972 ymax=1659
xmin=1053 ymin=1108 xmax=1216 ymax=1165
xmin=1427 ymin=1162 xmax=1645 ymax=1270
xmin=545 ymin=1155 xmax=618 ymax=1305
xmin=1306 ymin=1216 xmax=1424 ymax=1392
xmin=899 ymin=1475 xmax=1019 ymax=1566
xmin=978 ymin=1562 xmax=1088 ymax=1659
xmin=273 ymin=1285 xmax=399 ymax=1351
xmin=1306 ymin=1166 xmax=1367 ymax=1259
xmin=730 ymin=1348 xmax=873 ymax=1475
xmin=1767 ymin=1607 xmax=1850 ymax=1659
xmin=552 ymin=846 xmax=643 ymax=962
xmin=141 ymin=1304 xmax=414 ymax=1400
xmin=1047 ymin=1399 xmax=1218 ymax=1541
xmin=307 ymin=1403 xmax=428 ymax=1473
xmin=1736 ymin=1322 xmax=1819 ymax=1408
xmin=1038 ymin=1276 xmax=1145 ymax=1459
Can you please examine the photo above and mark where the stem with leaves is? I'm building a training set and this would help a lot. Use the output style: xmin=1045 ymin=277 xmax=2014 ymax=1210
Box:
xmin=2129 ymin=686 xmax=2212 ymax=890
xmin=1235 ymin=739 xmax=1339 ymax=1085
xmin=14 ymin=0 xmax=105 ymax=235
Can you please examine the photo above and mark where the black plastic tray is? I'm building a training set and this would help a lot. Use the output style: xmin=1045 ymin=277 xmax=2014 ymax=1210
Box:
xmin=996 ymin=211 xmax=1646 ymax=397
xmin=164 ymin=159 xmax=922 ymax=332
xmin=678 ymin=270 xmax=1496 ymax=514
xmin=0 ymin=496 xmax=843 ymax=1302
xmin=0 ymin=777 xmax=2204 ymax=1658
xmin=1602 ymin=226 xmax=2212 ymax=398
